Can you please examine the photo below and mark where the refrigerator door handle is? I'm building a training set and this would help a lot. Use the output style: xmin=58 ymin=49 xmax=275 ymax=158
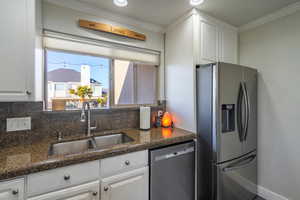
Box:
xmin=237 ymin=83 xmax=245 ymax=142
xmin=222 ymin=154 xmax=256 ymax=172
xmin=243 ymin=82 xmax=250 ymax=141
xmin=242 ymin=82 xmax=250 ymax=141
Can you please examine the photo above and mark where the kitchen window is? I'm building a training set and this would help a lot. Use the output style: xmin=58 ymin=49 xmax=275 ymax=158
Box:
xmin=45 ymin=49 xmax=158 ymax=111
xmin=43 ymin=32 xmax=160 ymax=111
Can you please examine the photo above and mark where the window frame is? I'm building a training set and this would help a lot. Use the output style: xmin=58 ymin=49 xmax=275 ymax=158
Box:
xmin=44 ymin=48 xmax=158 ymax=111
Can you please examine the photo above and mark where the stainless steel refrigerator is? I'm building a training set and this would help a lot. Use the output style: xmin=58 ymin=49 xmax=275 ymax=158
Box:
xmin=196 ymin=62 xmax=257 ymax=200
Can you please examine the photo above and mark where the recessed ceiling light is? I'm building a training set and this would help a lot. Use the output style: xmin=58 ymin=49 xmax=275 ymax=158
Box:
xmin=190 ymin=0 xmax=204 ymax=6
xmin=113 ymin=0 xmax=128 ymax=7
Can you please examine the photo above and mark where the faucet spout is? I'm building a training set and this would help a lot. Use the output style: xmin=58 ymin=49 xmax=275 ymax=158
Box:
xmin=81 ymin=102 xmax=94 ymax=137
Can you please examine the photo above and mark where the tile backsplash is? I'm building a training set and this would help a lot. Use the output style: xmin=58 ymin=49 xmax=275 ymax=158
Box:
xmin=0 ymin=102 xmax=165 ymax=147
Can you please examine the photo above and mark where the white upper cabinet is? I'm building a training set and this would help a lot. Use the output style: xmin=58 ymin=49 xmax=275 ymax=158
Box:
xmin=0 ymin=0 xmax=39 ymax=101
xmin=219 ymin=27 xmax=238 ymax=64
xmin=200 ymin=20 xmax=218 ymax=63
xmin=198 ymin=11 xmax=238 ymax=64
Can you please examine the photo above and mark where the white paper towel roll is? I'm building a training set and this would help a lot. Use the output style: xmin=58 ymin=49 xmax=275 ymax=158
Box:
xmin=140 ymin=106 xmax=151 ymax=130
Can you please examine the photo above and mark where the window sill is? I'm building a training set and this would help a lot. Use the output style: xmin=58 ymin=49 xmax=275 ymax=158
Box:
xmin=43 ymin=104 xmax=164 ymax=114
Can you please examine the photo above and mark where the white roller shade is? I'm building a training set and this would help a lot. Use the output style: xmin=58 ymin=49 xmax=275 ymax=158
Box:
xmin=43 ymin=31 xmax=160 ymax=65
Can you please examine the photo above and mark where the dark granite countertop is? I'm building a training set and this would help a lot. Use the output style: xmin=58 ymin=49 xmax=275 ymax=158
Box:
xmin=0 ymin=128 xmax=195 ymax=181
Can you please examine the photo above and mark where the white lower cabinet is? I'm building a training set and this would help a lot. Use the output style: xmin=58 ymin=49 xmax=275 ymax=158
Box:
xmin=0 ymin=151 xmax=149 ymax=200
xmin=101 ymin=167 xmax=149 ymax=200
xmin=27 ymin=181 xmax=99 ymax=200
xmin=0 ymin=178 xmax=24 ymax=200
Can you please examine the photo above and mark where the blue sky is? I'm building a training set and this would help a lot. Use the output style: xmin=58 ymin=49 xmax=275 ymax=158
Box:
xmin=47 ymin=50 xmax=110 ymax=88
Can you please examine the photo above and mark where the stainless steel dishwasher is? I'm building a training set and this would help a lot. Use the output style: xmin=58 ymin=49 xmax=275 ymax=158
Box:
xmin=150 ymin=141 xmax=195 ymax=200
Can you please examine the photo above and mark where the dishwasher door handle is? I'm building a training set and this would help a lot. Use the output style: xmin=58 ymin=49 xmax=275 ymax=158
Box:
xmin=154 ymin=147 xmax=195 ymax=162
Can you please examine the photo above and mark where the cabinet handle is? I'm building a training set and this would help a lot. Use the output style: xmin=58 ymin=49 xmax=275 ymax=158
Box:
xmin=26 ymin=91 xmax=32 ymax=95
xmin=92 ymin=191 xmax=98 ymax=196
xmin=104 ymin=186 xmax=109 ymax=192
xmin=125 ymin=160 xmax=130 ymax=165
xmin=12 ymin=189 xmax=19 ymax=195
xmin=64 ymin=175 xmax=71 ymax=180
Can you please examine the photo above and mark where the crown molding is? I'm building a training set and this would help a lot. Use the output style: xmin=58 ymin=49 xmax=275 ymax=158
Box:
xmin=165 ymin=8 xmax=238 ymax=33
xmin=44 ymin=0 xmax=164 ymax=33
xmin=164 ymin=8 xmax=197 ymax=32
xmin=239 ymin=1 xmax=300 ymax=32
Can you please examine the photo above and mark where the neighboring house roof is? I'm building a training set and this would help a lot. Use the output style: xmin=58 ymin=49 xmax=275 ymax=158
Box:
xmin=48 ymin=68 xmax=102 ymax=84
xmin=48 ymin=69 xmax=80 ymax=82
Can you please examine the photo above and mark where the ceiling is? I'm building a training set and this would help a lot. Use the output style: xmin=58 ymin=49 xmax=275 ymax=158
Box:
xmin=77 ymin=0 xmax=300 ymax=27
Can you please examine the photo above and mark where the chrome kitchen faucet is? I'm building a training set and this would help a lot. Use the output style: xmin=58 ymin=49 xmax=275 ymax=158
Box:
xmin=81 ymin=102 xmax=97 ymax=136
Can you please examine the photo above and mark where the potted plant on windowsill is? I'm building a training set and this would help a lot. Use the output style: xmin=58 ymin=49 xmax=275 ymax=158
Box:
xmin=69 ymin=86 xmax=93 ymax=105
xmin=97 ymin=95 xmax=108 ymax=108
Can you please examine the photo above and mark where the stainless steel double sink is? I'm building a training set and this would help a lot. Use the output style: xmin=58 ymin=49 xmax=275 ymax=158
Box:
xmin=48 ymin=133 xmax=134 ymax=156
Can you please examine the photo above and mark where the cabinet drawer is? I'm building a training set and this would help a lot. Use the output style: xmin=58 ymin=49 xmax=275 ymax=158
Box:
xmin=28 ymin=181 xmax=99 ymax=200
xmin=27 ymin=161 xmax=99 ymax=197
xmin=0 ymin=178 xmax=24 ymax=200
xmin=100 ymin=151 xmax=148 ymax=178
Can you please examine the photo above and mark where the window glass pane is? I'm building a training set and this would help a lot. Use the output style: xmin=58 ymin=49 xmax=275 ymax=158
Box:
xmin=114 ymin=60 xmax=135 ymax=105
xmin=136 ymin=64 xmax=157 ymax=104
xmin=113 ymin=60 xmax=157 ymax=106
xmin=46 ymin=50 xmax=110 ymax=110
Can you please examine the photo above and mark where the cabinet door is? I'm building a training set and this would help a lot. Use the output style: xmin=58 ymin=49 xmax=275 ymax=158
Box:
xmin=219 ymin=27 xmax=238 ymax=64
xmin=200 ymin=20 xmax=218 ymax=64
xmin=28 ymin=181 xmax=99 ymax=200
xmin=0 ymin=178 xmax=24 ymax=200
xmin=101 ymin=167 xmax=149 ymax=200
xmin=0 ymin=0 xmax=34 ymax=101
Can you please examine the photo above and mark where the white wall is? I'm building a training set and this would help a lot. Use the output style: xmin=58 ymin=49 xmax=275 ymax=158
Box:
xmin=165 ymin=14 xmax=197 ymax=132
xmin=42 ymin=2 xmax=165 ymax=100
xmin=239 ymin=10 xmax=300 ymax=200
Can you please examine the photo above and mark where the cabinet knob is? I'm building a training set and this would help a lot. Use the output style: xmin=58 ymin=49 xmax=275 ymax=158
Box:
xmin=92 ymin=191 xmax=98 ymax=196
xmin=64 ymin=175 xmax=71 ymax=180
xmin=104 ymin=186 xmax=109 ymax=192
xmin=26 ymin=91 xmax=32 ymax=95
xmin=125 ymin=160 xmax=130 ymax=165
xmin=12 ymin=189 xmax=19 ymax=195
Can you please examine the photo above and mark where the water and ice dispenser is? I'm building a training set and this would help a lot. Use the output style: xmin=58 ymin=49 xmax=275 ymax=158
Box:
xmin=221 ymin=104 xmax=235 ymax=133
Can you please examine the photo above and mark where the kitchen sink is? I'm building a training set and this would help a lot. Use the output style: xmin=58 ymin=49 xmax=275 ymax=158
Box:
xmin=48 ymin=133 xmax=134 ymax=156
xmin=93 ymin=133 xmax=134 ymax=150
xmin=49 ymin=138 xmax=95 ymax=156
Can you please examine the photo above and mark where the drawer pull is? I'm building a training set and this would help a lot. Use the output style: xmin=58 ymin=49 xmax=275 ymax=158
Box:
xmin=92 ymin=191 xmax=98 ymax=196
xmin=125 ymin=160 xmax=130 ymax=165
xmin=12 ymin=189 xmax=19 ymax=195
xmin=104 ymin=186 xmax=109 ymax=192
xmin=64 ymin=175 xmax=71 ymax=180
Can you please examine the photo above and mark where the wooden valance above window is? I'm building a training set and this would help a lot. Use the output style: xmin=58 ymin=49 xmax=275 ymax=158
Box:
xmin=79 ymin=19 xmax=146 ymax=41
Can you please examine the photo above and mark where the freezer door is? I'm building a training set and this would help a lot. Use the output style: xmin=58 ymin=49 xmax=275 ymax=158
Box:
xmin=243 ymin=67 xmax=258 ymax=154
xmin=215 ymin=152 xmax=257 ymax=200
xmin=217 ymin=63 xmax=244 ymax=162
